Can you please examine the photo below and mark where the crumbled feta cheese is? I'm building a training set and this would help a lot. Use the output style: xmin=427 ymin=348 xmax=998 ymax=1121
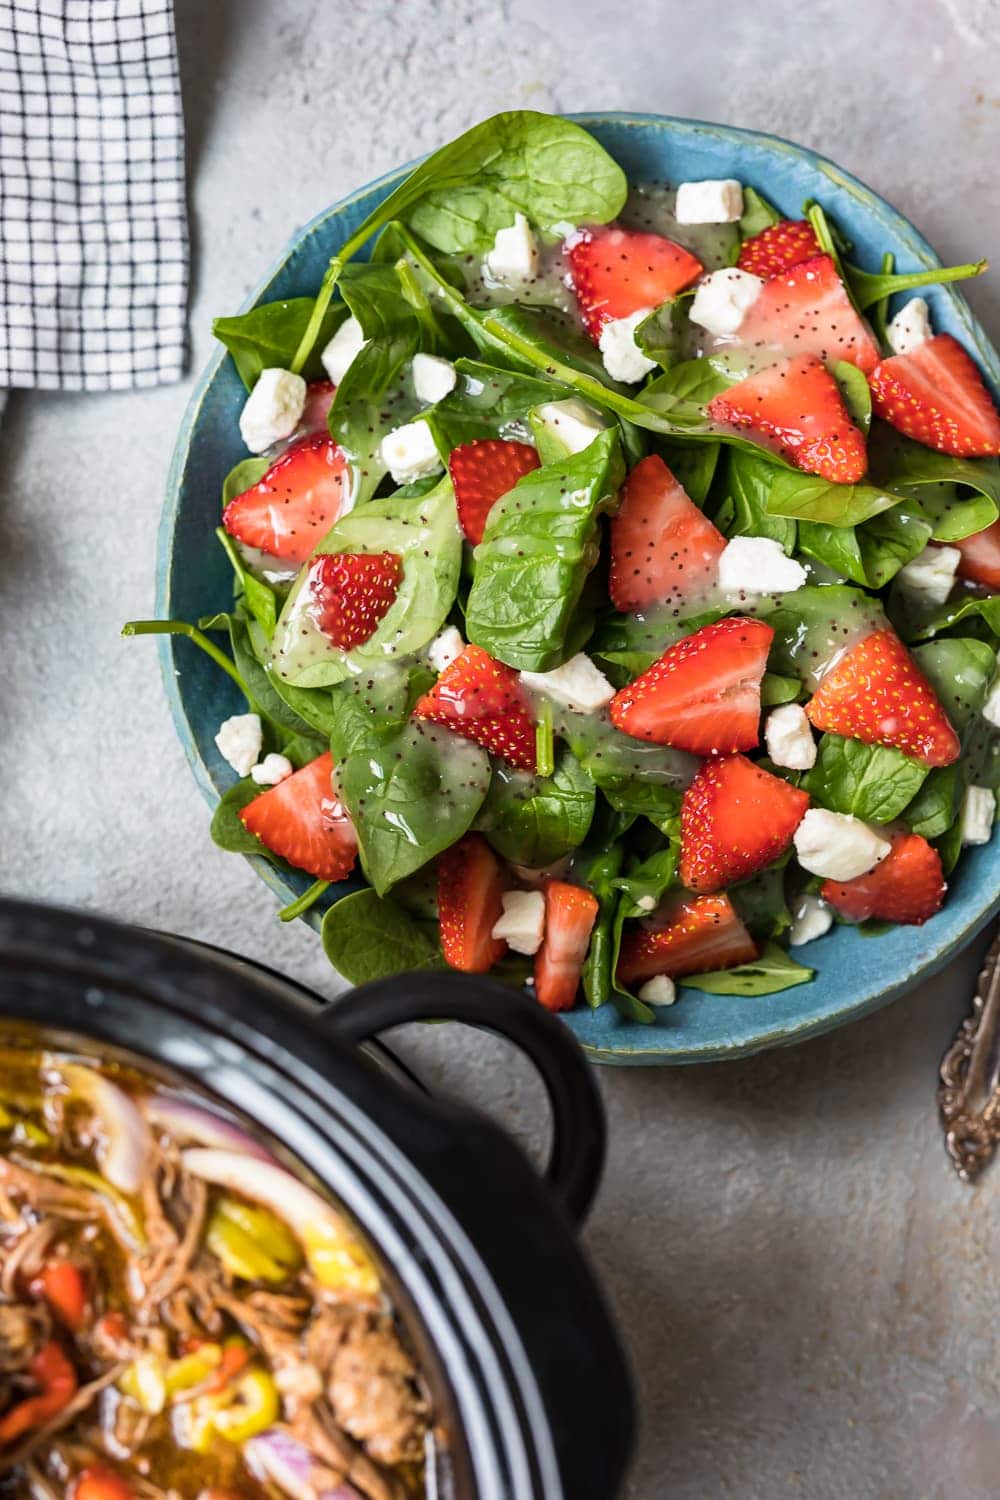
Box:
xmin=689 ymin=268 xmax=764 ymax=337
xmin=533 ymin=397 xmax=608 ymax=455
xmin=793 ymin=808 xmax=892 ymax=882
xmin=491 ymin=890 xmax=546 ymax=955
xmin=251 ymin=753 xmax=294 ymax=786
xmin=427 ymin=626 xmax=465 ymax=674
xmin=519 ymin=654 xmax=615 ymax=715
xmin=638 ymin=974 xmax=677 ymax=1006
xmin=239 ymin=368 xmax=307 ymax=454
xmin=887 ymin=297 xmax=933 ymax=356
xmin=321 ymin=315 xmax=367 ymax=385
xmin=215 ymin=713 xmax=263 ymax=778
xmin=598 ymin=309 xmax=658 ymax=384
xmin=636 ymin=894 xmax=657 ymax=913
xmin=483 ymin=212 xmax=539 ymax=288
xmin=895 ymin=544 xmax=960 ymax=606
xmin=765 ymin=703 xmax=817 ymax=770
xmin=982 ymin=676 xmax=1000 ymax=729
xmin=788 ymin=894 xmax=834 ymax=947
xmin=412 ymin=352 xmax=457 ymax=405
xmin=718 ymin=536 xmax=807 ymax=596
xmin=675 ymin=179 xmax=744 ymax=224
xmin=379 ymin=418 xmax=443 ymax=484
xmin=961 ymin=785 xmax=996 ymax=846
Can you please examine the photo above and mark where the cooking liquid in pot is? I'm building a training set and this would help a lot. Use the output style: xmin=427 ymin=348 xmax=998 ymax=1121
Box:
xmin=0 ymin=1048 xmax=432 ymax=1499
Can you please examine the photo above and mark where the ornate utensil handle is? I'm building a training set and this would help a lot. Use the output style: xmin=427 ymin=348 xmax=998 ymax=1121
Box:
xmin=939 ymin=925 xmax=1000 ymax=1181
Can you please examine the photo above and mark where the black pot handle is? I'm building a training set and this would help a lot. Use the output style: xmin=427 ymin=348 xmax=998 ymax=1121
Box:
xmin=321 ymin=972 xmax=606 ymax=1229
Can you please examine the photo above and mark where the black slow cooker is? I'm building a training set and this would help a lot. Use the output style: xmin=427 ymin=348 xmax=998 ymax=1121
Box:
xmin=0 ymin=898 xmax=634 ymax=1499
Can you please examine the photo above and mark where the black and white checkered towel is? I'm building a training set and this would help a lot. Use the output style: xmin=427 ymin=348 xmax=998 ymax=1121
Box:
xmin=0 ymin=0 xmax=188 ymax=391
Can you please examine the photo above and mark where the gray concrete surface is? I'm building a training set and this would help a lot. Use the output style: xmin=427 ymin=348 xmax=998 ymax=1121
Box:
xmin=2 ymin=0 xmax=1000 ymax=1494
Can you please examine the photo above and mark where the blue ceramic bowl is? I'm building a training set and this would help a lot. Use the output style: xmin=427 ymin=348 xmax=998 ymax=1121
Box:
xmin=158 ymin=112 xmax=1000 ymax=1064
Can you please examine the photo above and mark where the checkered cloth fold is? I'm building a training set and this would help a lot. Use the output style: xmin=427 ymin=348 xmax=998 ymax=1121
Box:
xmin=0 ymin=0 xmax=188 ymax=391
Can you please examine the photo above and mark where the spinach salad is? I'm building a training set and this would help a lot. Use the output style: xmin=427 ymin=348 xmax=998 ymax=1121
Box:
xmin=128 ymin=111 xmax=1000 ymax=1024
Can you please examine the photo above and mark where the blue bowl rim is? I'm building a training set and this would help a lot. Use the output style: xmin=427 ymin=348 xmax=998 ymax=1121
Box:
xmin=156 ymin=111 xmax=1000 ymax=1065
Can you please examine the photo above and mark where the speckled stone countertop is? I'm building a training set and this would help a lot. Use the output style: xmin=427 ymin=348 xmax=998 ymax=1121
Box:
xmin=2 ymin=1 xmax=1000 ymax=1494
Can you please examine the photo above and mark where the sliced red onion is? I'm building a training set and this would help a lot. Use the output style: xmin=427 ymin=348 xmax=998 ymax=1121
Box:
xmin=245 ymin=1428 xmax=361 ymax=1498
xmin=58 ymin=1061 xmax=151 ymax=1194
xmin=145 ymin=1092 xmax=275 ymax=1162
xmin=180 ymin=1148 xmax=379 ymax=1298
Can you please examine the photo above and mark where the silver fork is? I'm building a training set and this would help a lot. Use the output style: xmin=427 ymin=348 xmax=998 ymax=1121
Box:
xmin=939 ymin=925 xmax=1000 ymax=1180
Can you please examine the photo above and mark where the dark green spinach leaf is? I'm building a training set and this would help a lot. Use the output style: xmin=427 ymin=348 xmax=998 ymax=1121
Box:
xmin=321 ymin=889 xmax=443 ymax=983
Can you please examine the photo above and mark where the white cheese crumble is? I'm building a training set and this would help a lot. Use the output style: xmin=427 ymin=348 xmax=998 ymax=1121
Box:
xmin=689 ymin=268 xmax=763 ymax=337
xmin=239 ymin=368 xmax=306 ymax=454
xmin=412 ymin=352 xmax=457 ymax=405
xmin=533 ymin=397 xmax=607 ymax=455
xmin=483 ymin=212 xmax=539 ymax=287
xmin=427 ymin=626 xmax=465 ymax=674
xmin=379 ymin=418 xmax=443 ymax=484
xmin=215 ymin=714 xmax=263 ymax=778
xmin=321 ymin=315 xmax=367 ymax=385
xmin=519 ymin=654 xmax=615 ymax=715
xmin=675 ymin=179 xmax=744 ymax=224
xmin=718 ymin=535 xmax=807 ymax=596
xmin=895 ymin=544 xmax=960 ymax=606
xmin=982 ymin=676 xmax=1000 ymax=729
xmin=491 ymin=890 xmax=546 ymax=955
xmin=793 ymin=809 xmax=892 ymax=882
xmin=638 ymin=974 xmax=677 ymax=1005
xmin=788 ymin=894 xmax=834 ymax=946
xmin=765 ymin=703 xmax=817 ymax=770
xmin=887 ymin=297 xmax=933 ymax=356
xmin=961 ymin=785 xmax=996 ymax=846
xmin=598 ymin=309 xmax=658 ymax=384
xmin=251 ymin=753 xmax=294 ymax=786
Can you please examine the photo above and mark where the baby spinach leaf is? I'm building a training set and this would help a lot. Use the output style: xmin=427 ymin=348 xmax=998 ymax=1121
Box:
xmin=478 ymin=750 xmax=595 ymax=867
xmin=430 ymin=358 xmax=562 ymax=450
xmin=730 ymin=865 xmax=792 ymax=940
xmin=321 ymin=889 xmax=444 ymax=984
xmin=798 ymin=504 xmax=931 ymax=589
xmin=761 ymin=672 xmax=802 ymax=706
xmin=713 ymin=448 xmax=797 ymax=551
xmin=558 ymin=708 xmax=691 ymax=835
xmin=338 ymin=261 xmax=422 ymax=343
xmin=479 ymin=303 xmax=627 ymax=390
xmin=845 ymin=255 xmax=987 ymax=311
xmin=222 ymin=457 xmax=269 ymax=506
xmin=578 ymin=842 xmax=625 ymax=1009
xmin=869 ymin=427 xmax=1000 ymax=530
xmin=606 ymin=846 xmax=682 ymax=1023
xmin=659 ymin=439 xmax=721 ymax=505
xmin=216 ymin=529 xmax=278 ymax=638
xmin=329 ymin=325 xmax=423 ymax=506
xmin=210 ymin=610 xmax=332 ymax=744
xmin=903 ymin=765 xmax=962 ymax=840
xmin=635 ymin=299 xmax=690 ymax=370
xmin=911 ymin=637 xmax=996 ymax=734
xmin=765 ymin=587 xmax=887 ymax=688
xmin=682 ymin=942 xmax=813 ymax=995
xmin=466 ymin=427 xmax=623 ymax=671
xmin=739 ymin=187 xmax=782 ymax=238
xmin=900 ymin=592 xmax=1000 ymax=644
xmin=271 ymin=477 xmax=461 ymax=688
xmin=833 ymin=360 xmax=872 ymax=433
xmin=211 ymin=781 xmax=279 ymax=860
xmin=290 ymin=112 xmax=627 ymax=371
xmin=765 ymin=470 xmax=901 ymax=527
xmin=908 ymin=482 xmax=997 ymax=544
xmin=214 ymin=297 xmax=346 ymax=389
xmin=802 ymin=734 xmax=928 ymax=823
xmin=640 ymin=356 xmax=735 ymax=413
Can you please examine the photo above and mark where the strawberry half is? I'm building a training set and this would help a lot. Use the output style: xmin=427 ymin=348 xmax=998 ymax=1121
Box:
xmin=805 ymin=629 xmax=960 ymax=767
xmin=616 ymin=893 xmax=757 ymax=987
xmin=954 ymin=517 xmax=1000 ymax=590
xmin=239 ymin=751 xmax=358 ymax=882
xmin=534 ymin=881 xmax=599 ymax=1012
xmin=610 ymin=617 xmax=774 ymax=755
xmin=821 ymin=830 xmax=945 ymax=926
xmin=437 ymin=834 xmax=508 ymax=973
xmin=307 ymin=551 xmax=403 ymax=649
xmin=870 ymin=334 xmax=1000 ymax=458
xmin=707 ymin=353 xmax=867 ymax=483
xmin=449 ymin=439 xmax=540 ymax=545
xmin=566 ymin=225 xmax=703 ymax=340
xmin=609 ymin=454 xmax=726 ymax=612
xmin=413 ymin=644 xmax=537 ymax=770
xmin=223 ymin=434 xmax=349 ymax=566
xmin=737 ymin=219 xmax=822 ymax=279
xmin=736 ymin=254 xmax=881 ymax=373
xmin=300 ymin=379 xmax=337 ymax=432
xmin=679 ymin=754 xmax=810 ymax=894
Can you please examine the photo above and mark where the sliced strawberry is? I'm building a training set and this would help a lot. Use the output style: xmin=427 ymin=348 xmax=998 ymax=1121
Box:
xmin=609 ymin=454 xmax=726 ymax=612
xmin=706 ymin=353 xmax=867 ymax=483
xmin=300 ymin=378 xmax=337 ymax=432
xmin=806 ymin=628 xmax=960 ymax=768
xmin=870 ymin=333 xmax=1000 ymax=458
xmin=449 ymin=439 xmax=541 ymax=545
xmin=222 ymin=433 xmax=348 ymax=566
xmin=306 ymin=551 xmax=403 ymax=649
xmin=566 ymin=225 xmax=703 ymax=339
xmin=534 ymin=881 xmax=599 ymax=1012
xmin=954 ymin=517 xmax=1000 ymax=589
xmin=239 ymin=751 xmax=358 ymax=882
xmin=610 ymin=617 xmax=773 ymax=755
xmin=413 ymin=644 xmax=537 ymax=770
xmin=617 ymin=893 xmax=757 ymax=987
xmin=821 ymin=830 xmax=945 ymax=926
xmin=737 ymin=219 xmax=822 ymax=279
xmin=437 ymin=834 xmax=508 ymax=973
xmin=736 ymin=254 xmax=881 ymax=373
xmin=679 ymin=754 xmax=810 ymax=894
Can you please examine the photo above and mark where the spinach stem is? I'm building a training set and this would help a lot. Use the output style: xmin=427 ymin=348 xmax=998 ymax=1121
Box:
xmin=122 ymin=619 xmax=253 ymax=704
xmin=279 ymin=879 xmax=331 ymax=922
xmin=871 ymin=252 xmax=895 ymax=347
xmin=535 ymin=699 xmax=554 ymax=778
